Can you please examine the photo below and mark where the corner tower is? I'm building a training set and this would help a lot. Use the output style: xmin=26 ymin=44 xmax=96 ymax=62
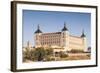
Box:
xmin=61 ymin=22 xmax=69 ymax=51
xmin=34 ymin=24 xmax=42 ymax=48
xmin=81 ymin=30 xmax=87 ymax=52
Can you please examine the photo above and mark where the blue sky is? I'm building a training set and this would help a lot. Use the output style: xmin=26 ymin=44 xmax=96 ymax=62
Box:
xmin=22 ymin=10 xmax=91 ymax=47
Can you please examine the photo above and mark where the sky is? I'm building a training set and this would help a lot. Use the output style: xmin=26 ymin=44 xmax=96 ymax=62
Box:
xmin=22 ymin=10 xmax=91 ymax=47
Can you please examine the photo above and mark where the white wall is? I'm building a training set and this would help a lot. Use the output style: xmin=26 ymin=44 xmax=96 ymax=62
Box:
xmin=0 ymin=0 xmax=99 ymax=73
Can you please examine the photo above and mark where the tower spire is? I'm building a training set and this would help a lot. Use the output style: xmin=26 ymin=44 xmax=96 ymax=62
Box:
xmin=34 ymin=24 xmax=42 ymax=33
xmin=64 ymin=22 xmax=66 ymax=27
xmin=38 ymin=24 xmax=40 ymax=30
xmin=81 ymin=29 xmax=86 ymax=37
xmin=62 ymin=22 xmax=68 ymax=31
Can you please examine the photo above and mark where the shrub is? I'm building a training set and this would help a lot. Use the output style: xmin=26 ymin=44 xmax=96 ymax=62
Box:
xmin=45 ymin=48 xmax=53 ymax=56
xmin=34 ymin=47 xmax=46 ymax=61
xmin=23 ymin=47 xmax=54 ymax=62
xmin=23 ymin=47 xmax=31 ymax=61
xmin=59 ymin=51 xmax=68 ymax=58
xmin=70 ymin=49 xmax=84 ymax=53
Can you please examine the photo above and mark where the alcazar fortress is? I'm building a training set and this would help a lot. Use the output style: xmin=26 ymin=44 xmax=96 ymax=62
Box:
xmin=34 ymin=23 xmax=87 ymax=52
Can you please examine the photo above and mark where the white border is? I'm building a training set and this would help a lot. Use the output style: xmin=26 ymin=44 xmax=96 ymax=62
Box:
xmin=17 ymin=3 xmax=96 ymax=69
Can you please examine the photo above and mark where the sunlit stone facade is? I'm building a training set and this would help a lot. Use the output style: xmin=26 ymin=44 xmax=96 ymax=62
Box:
xmin=34 ymin=23 xmax=87 ymax=52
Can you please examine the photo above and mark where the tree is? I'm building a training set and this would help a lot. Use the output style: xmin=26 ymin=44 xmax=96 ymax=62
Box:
xmin=23 ymin=47 xmax=31 ymax=62
xmin=87 ymin=47 xmax=91 ymax=52
xmin=45 ymin=48 xmax=53 ymax=61
xmin=23 ymin=47 xmax=54 ymax=62
xmin=59 ymin=51 xmax=68 ymax=58
xmin=34 ymin=47 xmax=46 ymax=61
xmin=45 ymin=48 xmax=53 ymax=56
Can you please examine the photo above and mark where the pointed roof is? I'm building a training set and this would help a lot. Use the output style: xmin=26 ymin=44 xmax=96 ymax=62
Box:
xmin=62 ymin=22 xmax=68 ymax=31
xmin=81 ymin=30 xmax=86 ymax=37
xmin=34 ymin=24 xmax=42 ymax=33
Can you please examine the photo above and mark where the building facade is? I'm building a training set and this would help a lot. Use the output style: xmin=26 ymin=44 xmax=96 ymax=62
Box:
xmin=34 ymin=23 xmax=87 ymax=52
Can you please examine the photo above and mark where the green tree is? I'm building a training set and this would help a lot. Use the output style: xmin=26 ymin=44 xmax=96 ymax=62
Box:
xmin=45 ymin=48 xmax=53 ymax=61
xmin=34 ymin=47 xmax=46 ymax=61
xmin=23 ymin=47 xmax=31 ymax=62
xmin=59 ymin=51 xmax=68 ymax=58
xmin=46 ymin=48 xmax=53 ymax=56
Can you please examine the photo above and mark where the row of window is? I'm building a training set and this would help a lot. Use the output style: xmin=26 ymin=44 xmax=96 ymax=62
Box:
xmin=41 ymin=41 xmax=60 ymax=44
xmin=35 ymin=41 xmax=61 ymax=46
xmin=40 ymin=39 xmax=60 ymax=42
xmin=35 ymin=36 xmax=68 ymax=41
xmin=35 ymin=34 xmax=64 ymax=39
xmin=40 ymin=42 xmax=60 ymax=46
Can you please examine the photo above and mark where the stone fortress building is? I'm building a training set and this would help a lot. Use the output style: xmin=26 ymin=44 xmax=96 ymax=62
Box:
xmin=34 ymin=22 xmax=87 ymax=52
